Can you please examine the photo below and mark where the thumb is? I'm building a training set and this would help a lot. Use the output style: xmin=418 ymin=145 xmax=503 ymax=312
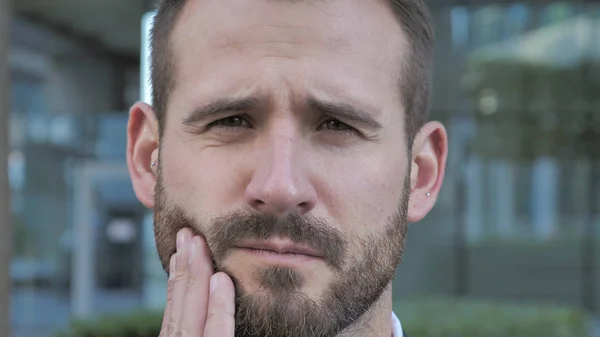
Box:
xmin=203 ymin=273 xmax=236 ymax=337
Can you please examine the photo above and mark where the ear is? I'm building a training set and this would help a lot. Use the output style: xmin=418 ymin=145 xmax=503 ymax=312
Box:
xmin=407 ymin=121 xmax=448 ymax=223
xmin=127 ymin=102 xmax=160 ymax=209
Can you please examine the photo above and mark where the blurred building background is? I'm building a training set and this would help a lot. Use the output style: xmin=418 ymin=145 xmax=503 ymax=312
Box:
xmin=1 ymin=0 xmax=599 ymax=337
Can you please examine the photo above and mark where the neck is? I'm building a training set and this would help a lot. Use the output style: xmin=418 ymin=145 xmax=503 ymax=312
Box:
xmin=337 ymin=284 xmax=394 ymax=337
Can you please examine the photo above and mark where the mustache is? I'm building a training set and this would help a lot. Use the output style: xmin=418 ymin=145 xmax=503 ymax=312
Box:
xmin=205 ymin=210 xmax=348 ymax=270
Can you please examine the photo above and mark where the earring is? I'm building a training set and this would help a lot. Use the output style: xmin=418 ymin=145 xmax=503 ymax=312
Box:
xmin=426 ymin=192 xmax=431 ymax=197
xmin=151 ymin=160 xmax=157 ymax=168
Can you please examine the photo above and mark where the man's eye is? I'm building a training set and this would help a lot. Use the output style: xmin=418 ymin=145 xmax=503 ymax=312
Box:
xmin=209 ymin=116 xmax=250 ymax=128
xmin=318 ymin=119 xmax=356 ymax=134
xmin=324 ymin=120 xmax=349 ymax=130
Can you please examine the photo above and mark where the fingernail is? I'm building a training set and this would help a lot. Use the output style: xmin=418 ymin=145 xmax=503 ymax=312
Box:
xmin=169 ymin=256 xmax=176 ymax=280
xmin=210 ymin=274 xmax=219 ymax=294
xmin=189 ymin=239 xmax=198 ymax=264
xmin=177 ymin=229 xmax=189 ymax=251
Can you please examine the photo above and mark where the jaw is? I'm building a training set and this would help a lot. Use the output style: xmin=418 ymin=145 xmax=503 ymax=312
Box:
xmin=335 ymin=285 xmax=394 ymax=337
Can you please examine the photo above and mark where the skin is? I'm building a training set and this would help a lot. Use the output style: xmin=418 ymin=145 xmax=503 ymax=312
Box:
xmin=127 ymin=0 xmax=448 ymax=336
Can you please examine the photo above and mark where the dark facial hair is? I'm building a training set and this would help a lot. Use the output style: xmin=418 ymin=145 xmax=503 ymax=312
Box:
xmin=153 ymin=167 xmax=410 ymax=337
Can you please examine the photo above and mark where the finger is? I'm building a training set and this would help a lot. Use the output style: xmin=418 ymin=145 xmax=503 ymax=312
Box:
xmin=159 ymin=255 xmax=177 ymax=336
xmin=167 ymin=228 xmax=192 ymax=335
xmin=180 ymin=236 xmax=214 ymax=335
xmin=203 ymin=273 xmax=236 ymax=337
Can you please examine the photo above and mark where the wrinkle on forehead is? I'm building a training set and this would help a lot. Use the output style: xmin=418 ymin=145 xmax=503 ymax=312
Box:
xmin=209 ymin=24 xmax=350 ymax=59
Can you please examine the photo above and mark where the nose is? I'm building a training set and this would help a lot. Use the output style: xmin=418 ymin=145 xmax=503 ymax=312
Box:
xmin=245 ymin=134 xmax=317 ymax=216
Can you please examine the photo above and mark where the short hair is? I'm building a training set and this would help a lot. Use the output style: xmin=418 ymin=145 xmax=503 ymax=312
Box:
xmin=150 ymin=0 xmax=433 ymax=145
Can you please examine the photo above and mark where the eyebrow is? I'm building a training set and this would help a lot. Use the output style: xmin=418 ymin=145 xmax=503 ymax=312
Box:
xmin=182 ymin=97 xmax=261 ymax=125
xmin=307 ymin=98 xmax=383 ymax=130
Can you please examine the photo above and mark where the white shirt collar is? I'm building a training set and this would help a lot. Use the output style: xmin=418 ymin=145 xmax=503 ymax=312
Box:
xmin=391 ymin=311 xmax=403 ymax=337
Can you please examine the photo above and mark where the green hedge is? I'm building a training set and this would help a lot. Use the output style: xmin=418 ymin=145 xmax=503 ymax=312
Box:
xmin=395 ymin=298 xmax=589 ymax=337
xmin=56 ymin=298 xmax=589 ymax=337
xmin=55 ymin=311 xmax=162 ymax=337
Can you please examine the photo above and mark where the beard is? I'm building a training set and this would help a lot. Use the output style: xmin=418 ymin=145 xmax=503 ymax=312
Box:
xmin=153 ymin=168 xmax=410 ymax=337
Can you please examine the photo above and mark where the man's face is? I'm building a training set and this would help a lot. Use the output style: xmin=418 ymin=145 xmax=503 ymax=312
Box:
xmin=128 ymin=0 xmax=447 ymax=336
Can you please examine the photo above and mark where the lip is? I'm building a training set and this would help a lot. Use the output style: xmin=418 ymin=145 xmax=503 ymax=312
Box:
xmin=235 ymin=238 xmax=322 ymax=258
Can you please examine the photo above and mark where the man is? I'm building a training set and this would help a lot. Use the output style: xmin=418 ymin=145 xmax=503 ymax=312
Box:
xmin=127 ymin=0 xmax=447 ymax=336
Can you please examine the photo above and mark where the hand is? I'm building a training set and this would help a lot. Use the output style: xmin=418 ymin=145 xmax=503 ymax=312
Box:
xmin=160 ymin=228 xmax=236 ymax=337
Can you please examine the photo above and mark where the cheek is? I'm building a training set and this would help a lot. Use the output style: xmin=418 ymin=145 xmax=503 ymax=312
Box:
xmin=160 ymin=140 xmax=249 ymax=214
xmin=318 ymin=150 xmax=407 ymax=235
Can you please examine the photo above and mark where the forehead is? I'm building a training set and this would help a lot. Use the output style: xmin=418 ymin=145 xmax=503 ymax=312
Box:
xmin=172 ymin=0 xmax=404 ymax=46
xmin=168 ymin=0 xmax=408 ymax=109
